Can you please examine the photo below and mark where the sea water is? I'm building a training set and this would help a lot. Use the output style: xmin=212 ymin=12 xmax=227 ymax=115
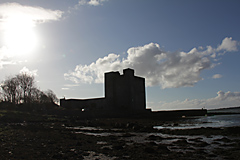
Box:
xmin=154 ymin=114 xmax=240 ymax=130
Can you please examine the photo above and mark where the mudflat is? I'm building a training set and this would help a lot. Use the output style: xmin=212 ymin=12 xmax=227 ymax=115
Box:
xmin=0 ymin=108 xmax=240 ymax=160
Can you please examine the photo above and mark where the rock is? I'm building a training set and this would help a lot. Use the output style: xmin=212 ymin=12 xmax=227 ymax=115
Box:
xmin=147 ymin=135 xmax=164 ymax=141
xmin=126 ymin=123 xmax=134 ymax=128
xmin=220 ymin=137 xmax=231 ymax=143
xmin=197 ymin=141 xmax=209 ymax=147
xmin=147 ymin=135 xmax=158 ymax=140
xmin=121 ymin=133 xmax=135 ymax=137
xmin=76 ymin=141 xmax=82 ymax=146
xmin=113 ymin=145 xmax=124 ymax=150
xmin=157 ymin=144 xmax=170 ymax=152
xmin=52 ymin=154 xmax=63 ymax=159
xmin=174 ymin=139 xmax=189 ymax=145
xmin=147 ymin=142 xmax=157 ymax=146
xmin=144 ymin=147 xmax=156 ymax=154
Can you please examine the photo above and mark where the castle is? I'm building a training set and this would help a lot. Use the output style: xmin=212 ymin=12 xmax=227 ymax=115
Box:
xmin=60 ymin=68 xmax=149 ymax=116
xmin=60 ymin=68 xmax=207 ymax=118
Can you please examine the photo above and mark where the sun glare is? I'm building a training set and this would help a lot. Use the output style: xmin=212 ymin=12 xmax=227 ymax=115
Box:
xmin=3 ymin=17 xmax=38 ymax=56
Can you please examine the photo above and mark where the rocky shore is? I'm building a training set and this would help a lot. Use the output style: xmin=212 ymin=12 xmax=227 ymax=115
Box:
xmin=0 ymin=108 xmax=240 ymax=160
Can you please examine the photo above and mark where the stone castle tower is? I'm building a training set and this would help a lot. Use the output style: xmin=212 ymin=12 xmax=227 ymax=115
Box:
xmin=105 ymin=68 xmax=146 ymax=113
xmin=60 ymin=68 xmax=147 ymax=115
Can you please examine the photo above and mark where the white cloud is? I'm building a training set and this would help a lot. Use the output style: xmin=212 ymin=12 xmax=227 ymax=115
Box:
xmin=212 ymin=74 xmax=222 ymax=79
xmin=61 ymin=84 xmax=79 ymax=91
xmin=217 ymin=37 xmax=239 ymax=53
xmin=216 ymin=90 xmax=240 ymax=101
xmin=61 ymin=88 xmax=70 ymax=90
xmin=148 ymin=91 xmax=240 ymax=111
xmin=64 ymin=84 xmax=80 ymax=87
xmin=78 ymin=0 xmax=109 ymax=6
xmin=0 ymin=46 xmax=10 ymax=68
xmin=20 ymin=66 xmax=38 ymax=77
xmin=0 ymin=3 xmax=63 ymax=27
xmin=64 ymin=53 xmax=121 ymax=84
xmin=65 ymin=37 xmax=239 ymax=89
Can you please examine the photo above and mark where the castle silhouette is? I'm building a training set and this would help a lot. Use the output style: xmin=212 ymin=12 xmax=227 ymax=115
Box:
xmin=60 ymin=68 xmax=149 ymax=117
xmin=60 ymin=68 xmax=207 ymax=118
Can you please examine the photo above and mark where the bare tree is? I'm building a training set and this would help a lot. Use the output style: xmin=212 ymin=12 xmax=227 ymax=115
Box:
xmin=44 ymin=89 xmax=59 ymax=104
xmin=31 ymin=87 xmax=43 ymax=103
xmin=1 ymin=76 xmax=20 ymax=104
xmin=0 ymin=91 xmax=3 ymax=102
xmin=17 ymin=73 xmax=35 ymax=103
xmin=0 ymin=73 xmax=59 ymax=105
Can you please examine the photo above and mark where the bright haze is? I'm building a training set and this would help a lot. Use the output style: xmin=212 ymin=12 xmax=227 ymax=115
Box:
xmin=0 ymin=0 xmax=240 ymax=111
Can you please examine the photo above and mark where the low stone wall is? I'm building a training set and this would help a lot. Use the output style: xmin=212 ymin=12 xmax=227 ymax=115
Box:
xmin=60 ymin=98 xmax=106 ymax=110
xmin=150 ymin=109 xmax=207 ymax=119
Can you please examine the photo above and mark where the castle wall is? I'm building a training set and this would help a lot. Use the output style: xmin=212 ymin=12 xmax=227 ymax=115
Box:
xmin=114 ymin=74 xmax=131 ymax=110
xmin=133 ymin=76 xmax=146 ymax=111
xmin=60 ymin=68 xmax=147 ymax=115
xmin=105 ymin=71 xmax=120 ymax=109
xmin=60 ymin=98 xmax=105 ymax=110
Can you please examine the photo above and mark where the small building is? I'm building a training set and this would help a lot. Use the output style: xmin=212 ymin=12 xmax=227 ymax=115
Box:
xmin=60 ymin=68 xmax=148 ymax=116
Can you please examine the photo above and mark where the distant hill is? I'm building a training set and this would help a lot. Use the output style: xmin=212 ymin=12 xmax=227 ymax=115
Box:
xmin=208 ymin=106 xmax=240 ymax=114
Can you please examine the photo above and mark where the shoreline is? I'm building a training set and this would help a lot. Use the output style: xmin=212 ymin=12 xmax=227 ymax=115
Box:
xmin=0 ymin=108 xmax=240 ymax=159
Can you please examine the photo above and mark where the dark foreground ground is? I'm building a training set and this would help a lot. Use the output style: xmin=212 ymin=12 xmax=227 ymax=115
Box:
xmin=0 ymin=106 xmax=240 ymax=159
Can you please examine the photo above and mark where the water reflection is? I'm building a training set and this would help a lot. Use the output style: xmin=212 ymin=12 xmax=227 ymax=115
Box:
xmin=154 ymin=114 xmax=240 ymax=130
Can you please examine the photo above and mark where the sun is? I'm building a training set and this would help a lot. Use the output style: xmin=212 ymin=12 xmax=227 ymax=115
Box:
xmin=3 ymin=17 xmax=38 ymax=56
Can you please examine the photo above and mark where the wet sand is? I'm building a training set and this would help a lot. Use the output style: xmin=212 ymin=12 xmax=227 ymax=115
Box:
xmin=0 ymin=109 xmax=240 ymax=159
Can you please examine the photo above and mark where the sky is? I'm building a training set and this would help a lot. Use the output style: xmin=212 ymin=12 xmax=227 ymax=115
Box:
xmin=0 ymin=0 xmax=240 ymax=111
